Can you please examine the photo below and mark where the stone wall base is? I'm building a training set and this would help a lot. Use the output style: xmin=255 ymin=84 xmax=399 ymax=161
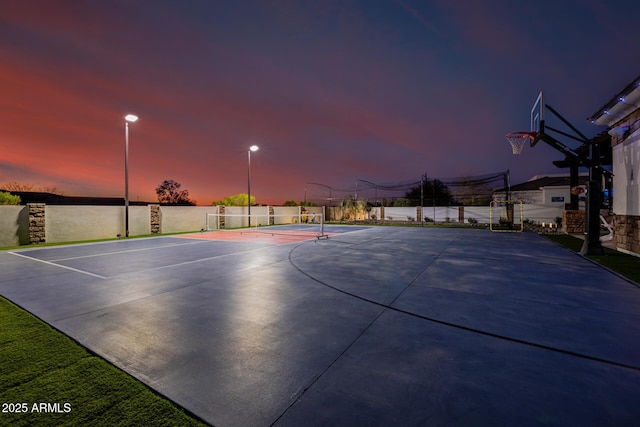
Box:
xmin=562 ymin=210 xmax=585 ymax=234
xmin=613 ymin=214 xmax=640 ymax=255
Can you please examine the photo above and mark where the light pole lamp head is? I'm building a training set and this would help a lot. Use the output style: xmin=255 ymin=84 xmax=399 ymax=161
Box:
xmin=249 ymin=145 xmax=259 ymax=152
xmin=125 ymin=114 xmax=139 ymax=123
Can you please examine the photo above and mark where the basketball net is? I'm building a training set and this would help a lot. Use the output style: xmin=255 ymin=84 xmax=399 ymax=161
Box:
xmin=505 ymin=131 xmax=536 ymax=155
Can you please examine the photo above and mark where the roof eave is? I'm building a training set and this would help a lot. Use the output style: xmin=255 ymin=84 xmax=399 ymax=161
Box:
xmin=587 ymin=73 xmax=640 ymax=126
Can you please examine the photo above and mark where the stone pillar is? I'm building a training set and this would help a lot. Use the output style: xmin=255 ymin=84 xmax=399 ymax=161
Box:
xmin=218 ymin=205 xmax=225 ymax=229
xmin=150 ymin=205 xmax=161 ymax=234
xmin=416 ymin=206 xmax=422 ymax=223
xmin=269 ymin=206 xmax=275 ymax=225
xmin=380 ymin=206 xmax=385 ymax=222
xmin=458 ymin=206 xmax=464 ymax=223
xmin=28 ymin=203 xmax=46 ymax=244
xmin=562 ymin=210 xmax=585 ymax=234
xmin=614 ymin=214 xmax=640 ymax=255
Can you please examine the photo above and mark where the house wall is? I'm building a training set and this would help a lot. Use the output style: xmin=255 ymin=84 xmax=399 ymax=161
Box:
xmin=495 ymin=186 xmax=586 ymax=208
xmin=542 ymin=186 xmax=571 ymax=206
xmin=0 ymin=205 xmax=29 ymax=246
xmin=46 ymin=205 xmax=150 ymax=242
xmin=160 ymin=206 xmax=219 ymax=233
xmin=610 ymin=109 xmax=640 ymax=255
xmin=612 ymin=127 xmax=640 ymax=217
xmin=508 ymin=190 xmax=541 ymax=205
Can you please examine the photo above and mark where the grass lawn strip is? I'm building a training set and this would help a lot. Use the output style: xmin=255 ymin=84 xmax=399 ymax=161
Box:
xmin=0 ymin=297 xmax=208 ymax=426
xmin=543 ymin=234 xmax=640 ymax=285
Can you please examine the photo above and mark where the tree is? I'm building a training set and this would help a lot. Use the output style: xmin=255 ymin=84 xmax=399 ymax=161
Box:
xmin=392 ymin=199 xmax=410 ymax=207
xmin=283 ymin=200 xmax=298 ymax=206
xmin=337 ymin=196 xmax=368 ymax=220
xmin=156 ymin=179 xmax=194 ymax=205
xmin=1 ymin=181 xmax=63 ymax=195
xmin=211 ymin=193 xmax=255 ymax=206
xmin=0 ymin=191 xmax=21 ymax=205
xmin=405 ymin=179 xmax=456 ymax=206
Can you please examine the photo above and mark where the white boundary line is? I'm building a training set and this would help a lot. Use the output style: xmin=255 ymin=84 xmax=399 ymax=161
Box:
xmin=9 ymin=252 xmax=109 ymax=280
xmin=45 ymin=240 xmax=210 ymax=262
xmin=116 ymin=246 xmax=271 ymax=277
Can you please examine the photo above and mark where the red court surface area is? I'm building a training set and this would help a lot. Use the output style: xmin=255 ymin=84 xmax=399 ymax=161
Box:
xmin=178 ymin=229 xmax=335 ymax=244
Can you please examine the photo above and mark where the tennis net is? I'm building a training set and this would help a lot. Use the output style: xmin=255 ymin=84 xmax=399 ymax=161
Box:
xmin=205 ymin=212 xmax=326 ymax=237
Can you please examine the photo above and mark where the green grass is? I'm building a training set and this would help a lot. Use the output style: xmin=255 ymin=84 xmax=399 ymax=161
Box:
xmin=544 ymin=234 xmax=640 ymax=285
xmin=0 ymin=297 xmax=209 ymax=426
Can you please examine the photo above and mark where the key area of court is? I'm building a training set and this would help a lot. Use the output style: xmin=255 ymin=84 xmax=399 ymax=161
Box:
xmin=1 ymin=226 xmax=640 ymax=426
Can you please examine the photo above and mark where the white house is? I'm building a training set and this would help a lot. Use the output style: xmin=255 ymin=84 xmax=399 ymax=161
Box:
xmin=588 ymin=73 xmax=640 ymax=256
xmin=494 ymin=174 xmax=588 ymax=207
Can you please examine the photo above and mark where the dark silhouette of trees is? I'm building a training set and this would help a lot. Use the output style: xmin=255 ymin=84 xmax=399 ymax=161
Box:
xmin=1 ymin=181 xmax=63 ymax=195
xmin=405 ymin=179 xmax=456 ymax=206
xmin=156 ymin=179 xmax=194 ymax=205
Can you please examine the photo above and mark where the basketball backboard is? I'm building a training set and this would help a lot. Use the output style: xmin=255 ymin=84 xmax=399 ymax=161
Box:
xmin=531 ymin=91 xmax=544 ymax=136
xmin=505 ymin=91 xmax=545 ymax=154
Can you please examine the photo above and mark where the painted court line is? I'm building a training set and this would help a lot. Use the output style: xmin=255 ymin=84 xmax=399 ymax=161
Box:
xmin=44 ymin=240 xmax=211 ymax=262
xmin=114 ymin=245 xmax=273 ymax=277
xmin=9 ymin=252 xmax=108 ymax=280
xmin=180 ymin=230 xmax=335 ymax=245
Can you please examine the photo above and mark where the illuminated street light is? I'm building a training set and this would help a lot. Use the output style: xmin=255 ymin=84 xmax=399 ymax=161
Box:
xmin=248 ymin=145 xmax=259 ymax=226
xmin=124 ymin=114 xmax=138 ymax=237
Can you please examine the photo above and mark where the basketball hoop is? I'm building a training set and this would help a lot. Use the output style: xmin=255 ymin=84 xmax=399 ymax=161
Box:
xmin=505 ymin=131 xmax=537 ymax=155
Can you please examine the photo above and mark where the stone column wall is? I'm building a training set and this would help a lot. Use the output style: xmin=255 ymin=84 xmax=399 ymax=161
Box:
xmin=562 ymin=210 xmax=584 ymax=234
xmin=28 ymin=203 xmax=46 ymax=244
xmin=614 ymin=214 xmax=640 ymax=255
xmin=150 ymin=205 xmax=161 ymax=234
xmin=218 ymin=205 xmax=225 ymax=229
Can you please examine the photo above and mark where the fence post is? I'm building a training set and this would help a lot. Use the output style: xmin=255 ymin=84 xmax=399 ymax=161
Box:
xmin=28 ymin=203 xmax=46 ymax=244
xmin=150 ymin=205 xmax=161 ymax=234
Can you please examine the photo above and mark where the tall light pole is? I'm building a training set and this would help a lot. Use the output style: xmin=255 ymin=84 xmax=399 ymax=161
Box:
xmin=124 ymin=114 xmax=138 ymax=237
xmin=247 ymin=145 xmax=259 ymax=226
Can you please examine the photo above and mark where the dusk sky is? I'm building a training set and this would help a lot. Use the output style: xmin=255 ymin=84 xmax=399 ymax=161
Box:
xmin=2 ymin=0 xmax=639 ymax=205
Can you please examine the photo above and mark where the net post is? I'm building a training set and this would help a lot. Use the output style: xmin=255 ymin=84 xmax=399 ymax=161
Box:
xmin=317 ymin=205 xmax=328 ymax=239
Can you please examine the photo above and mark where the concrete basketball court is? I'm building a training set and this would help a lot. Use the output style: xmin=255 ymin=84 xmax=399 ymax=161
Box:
xmin=2 ymin=226 xmax=640 ymax=426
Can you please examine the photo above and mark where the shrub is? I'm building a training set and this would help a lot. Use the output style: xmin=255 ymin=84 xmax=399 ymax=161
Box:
xmin=0 ymin=191 xmax=21 ymax=205
xmin=467 ymin=217 xmax=478 ymax=224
